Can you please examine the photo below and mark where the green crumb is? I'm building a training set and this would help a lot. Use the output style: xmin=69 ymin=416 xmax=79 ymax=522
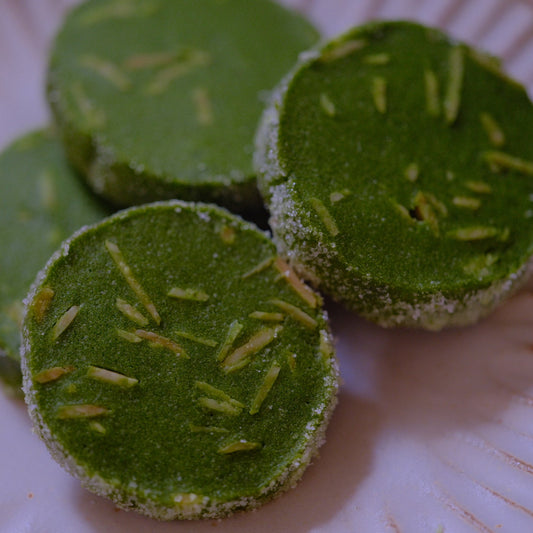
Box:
xmin=287 ymin=352 xmax=297 ymax=372
xmin=86 ymin=366 xmax=138 ymax=388
xmin=329 ymin=189 xmax=351 ymax=204
xmin=483 ymin=150 xmax=533 ymax=175
xmin=145 ymin=49 xmax=211 ymax=95
xmin=221 ymin=327 xmax=280 ymax=373
xmin=465 ymin=180 xmax=492 ymax=194
xmin=116 ymin=329 xmax=143 ymax=343
xmin=197 ymin=397 xmax=242 ymax=416
xmin=319 ymin=93 xmax=336 ymax=117
xmin=452 ymin=196 xmax=481 ymax=210
xmin=309 ymin=197 xmax=339 ymax=236
xmin=447 ymin=226 xmax=500 ymax=241
xmin=319 ymin=39 xmax=367 ymax=62
xmin=57 ymin=404 xmax=110 ymax=419
xmin=78 ymin=0 xmax=161 ymax=26
xmin=319 ymin=330 xmax=334 ymax=364
xmin=174 ymin=331 xmax=217 ymax=347
xmin=424 ymin=69 xmax=440 ymax=116
xmin=115 ymin=298 xmax=149 ymax=326
xmin=189 ymin=424 xmax=229 ymax=434
xmin=34 ymin=365 xmax=75 ymax=384
xmin=363 ymin=53 xmax=390 ymax=65
xmin=65 ymin=383 xmax=78 ymax=394
xmin=69 ymin=82 xmax=107 ymax=129
xmin=89 ymin=421 xmax=107 ymax=434
xmin=218 ymin=441 xmax=262 ymax=454
xmin=392 ymin=202 xmax=415 ymax=224
xmin=249 ymin=311 xmax=285 ymax=322
xmin=273 ymin=257 xmax=318 ymax=308
xmin=499 ymin=227 xmax=511 ymax=242
xmin=216 ymin=320 xmax=244 ymax=362
xmin=463 ymin=254 xmax=498 ymax=277
xmin=39 ymin=171 xmax=58 ymax=210
xmin=241 ymin=257 xmax=274 ymax=279
xmin=219 ymin=224 xmax=236 ymax=245
xmin=250 ymin=363 xmax=281 ymax=415
xmin=404 ymin=162 xmax=420 ymax=182
xmin=194 ymin=381 xmax=244 ymax=409
xmin=135 ymin=329 xmax=188 ymax=357
xmin=480 ymin=112 xmax=505 ymax=147
xmin=425 ymin=192 xmax=448 ymax=217
xmin=167 ymin=287 xmax=209 ymax=302
xmin=412 ymin=192 xmax=441 ymax=234
xmin=443 ymin=46 xmax=464 ymax=125
xmin=105 ymin=241 xmax=161 ymax=324
xmin=468 ymin=48 xmax=504 ymax=75
xmin=192 ymin=87 xmax=214 ymax=126
xmin=80 ymin=54 xmax=132 ymax=91
xmin=123 ymin=50 xmax=180 ymax=70
xmin=371 ymin=76 xmax=387 ymax=114
xmin=52 ymin=305 xmax=81 ymax=341
xmin=269 ymin=300 xmax=317 ymax=329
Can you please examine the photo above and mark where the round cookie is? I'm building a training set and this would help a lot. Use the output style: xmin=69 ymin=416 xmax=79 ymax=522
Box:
xmin=0 ymin=129 xmax=112 ymax=377
xmin=47 ymin=0 xmax=319 ymax=212
xmin=21 ymin=201 xmax=338 ymax=520
xmin=255 ymin=20 xmax=533 ymax=330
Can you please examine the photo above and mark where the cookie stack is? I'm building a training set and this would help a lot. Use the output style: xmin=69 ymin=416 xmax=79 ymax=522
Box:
xmin=1 ymin=0 xmax=532 ymax=521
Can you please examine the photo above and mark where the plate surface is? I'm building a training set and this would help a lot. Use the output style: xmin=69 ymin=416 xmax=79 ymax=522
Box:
xmin=2 ymin=1 xmax=533 ymax=532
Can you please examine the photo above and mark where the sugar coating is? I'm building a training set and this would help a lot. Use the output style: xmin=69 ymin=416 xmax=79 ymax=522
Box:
xmin=21 ymin=200 xmax=339 ymax=520
xmin=266 ymin=181 xmax=533 ymax=330
xmin=255 ymin=21 xmax=533 ymax=330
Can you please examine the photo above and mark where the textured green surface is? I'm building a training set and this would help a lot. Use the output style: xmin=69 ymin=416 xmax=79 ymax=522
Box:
xmin=0 ymin=129 xmax=112 ymax=367
xmin=47 ymin=0 xmax=319 ymax=211
xmin=22 ymin=201 xmax=337 ymax=519
xmin=256 ymin=21 xmax=533 ymax=329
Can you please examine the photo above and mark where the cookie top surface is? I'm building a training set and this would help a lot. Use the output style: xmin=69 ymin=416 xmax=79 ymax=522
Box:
xmin=256 ymin=21 xmax=533 ymax=302
xmin=0 ymin=129 xmax=111 ymax=362
xmin=47 ymin=0 xmax=318 ymax=208
xmin=21 ymin=201 xmax=338 ymax=520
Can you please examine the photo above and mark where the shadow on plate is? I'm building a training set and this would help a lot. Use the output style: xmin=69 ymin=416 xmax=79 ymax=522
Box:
xmin=330 ymin=287 xmax=533 ymax=442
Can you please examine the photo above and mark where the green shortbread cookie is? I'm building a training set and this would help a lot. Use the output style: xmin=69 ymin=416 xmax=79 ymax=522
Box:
xmin=21 ymin=201 xmax=338 ymax=520
xmin=255 ymin=20 xmax=533 ymax=330
xmin=0 ymin=129 xmax=111 ymax=391
xmin=47 ymin=0 xmax=319 ymax=212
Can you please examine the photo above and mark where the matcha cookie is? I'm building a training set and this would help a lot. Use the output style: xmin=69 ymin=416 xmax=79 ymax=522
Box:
xmin=0 ymin=128 xmax=111 ymax=385
xmin=255 ymin=20 xmax=533 ymax=330
xmin=0 ymin=355 xmax=23 ymax=396
xmin=47 ymin=0 xmax=319 ymax=212
xmin=21 ymin=201 xmax=338 ymax=520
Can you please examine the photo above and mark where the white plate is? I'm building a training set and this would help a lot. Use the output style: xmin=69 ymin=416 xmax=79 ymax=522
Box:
xmin=2 ymin=1 xmax=533 ymax=532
